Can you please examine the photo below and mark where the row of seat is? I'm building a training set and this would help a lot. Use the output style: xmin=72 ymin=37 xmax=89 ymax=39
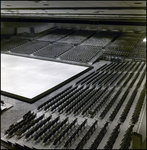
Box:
xmin=88 ymin=87 xmax=114 ymax=117
xmin=10 ymin=41 xmax=49 ymax=55
xmin=25 ymin=115 xmax=46 ymax=139
xmin=36 ymin=61 xmax=145 ymax=121
xmin=84 ymin=62 xmax=126 ymax=83
xmin=4 ymin=111 xmax=137 ymax=149
xmin=33 ymin=116 xmax=58 ymax=142
xmin=5 ymin=115 xmax=89 ymax=148
xmin=119 ymin=125 xmax=134 ymax=149
xmin=53 ymin=118 xmax=77 ymax=146
xmin=104 ymin=123 xmax=121 ymax=149
xmin=119 ymin=88 xmax=138 ymax=123
xmin=37 ymin=86 xmax=73 ymax=110
xmin=129 ymin=39 xmax=146 ymax=60
xmin=64 ymin=87 xmax=96 ymax=114
xmin=75 ymin=120 xmax=97 ymax=149
xmin=64 ymin=119 xmax=87 ymax=148
xmin=34 ymin=43 xmax=73 ymax=58
xmin=76 ymin=61 xmax=141 ymax=86
xmin=49 ymin=86 xmax=86 ymax=112
xmin=43 ymin=117 xmax=68 ymax=144
xmin=24 ymin=115 xmax=61 ymax=142
xmin=58 ymin=30 xmax=95 ymax=45
xmin=131 ymin=88 xmax=146 ymax=124
xmin=81 ymin=31 xmax=119 ymax=47
xmin=99 ymin=87 xmax=122 ymax=119
xmin=5 ymin=111 xmax=36 ymax=138
xmin=103 ymin=50 xmax=129 ymax=57
xmin=60 ymin=45 xmax=102 ymax=63
xmin=107 ymin=32 xmax=142 ymax=52
xmin=89 ymin=122 xmax=109 ymax=149
xmin=1 ymin=28 xmax=54 ymax=52
xmin=47 ymin=86 xmax=87 ymax=113
xmin=37 ymin=29 xmax=74 ymax=42
xmin=109 ymin=88 xmax=129 ymax=121
xmin=105 ymin=32 xmax=143 ymax=59
xmin=76 ymin=63 xmax=111 ymax=85
xmin=14 ymin=28 xmax=56 ymax=41
xmin=73 ymin=89 xmax=99 ymax=115
xmin=1 ymin=30 xmax=144 ymax=62
xmin=57 ymin=86 xmax=89 ymax=113
xmin=16 ymin=114 xmax=46 ymax=138
xmin=1 ymin=38 xmax=29 ymax=51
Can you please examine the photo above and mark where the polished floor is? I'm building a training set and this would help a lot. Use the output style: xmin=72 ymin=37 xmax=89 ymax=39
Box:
xmin=1 ymin=54 xmax=87 ymax=99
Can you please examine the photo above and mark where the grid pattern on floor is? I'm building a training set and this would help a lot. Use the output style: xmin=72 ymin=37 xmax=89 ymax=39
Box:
xmin=33 ymin=43 xmax=73 ymax=58
xmin=58 ymin=30 xmax=95 ymax=44
xmin=36 ymin=29 xmax=74 ymax=42
xmin=60 ymin=45 xmax=102 ymax=63
xmin=81 ymin=31 xmax=119 ymax=47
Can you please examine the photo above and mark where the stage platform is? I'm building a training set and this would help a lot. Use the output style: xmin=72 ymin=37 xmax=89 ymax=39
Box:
xmin=1 ymin=54 xmax=88 ymax=103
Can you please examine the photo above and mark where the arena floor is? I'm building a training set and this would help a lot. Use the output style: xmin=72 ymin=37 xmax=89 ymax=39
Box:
xmin=1 ymin=54 xmax=87 ymax=99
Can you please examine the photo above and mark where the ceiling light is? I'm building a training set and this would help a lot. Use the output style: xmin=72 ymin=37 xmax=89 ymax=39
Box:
xmin=143 ymin=38 xmax=146 ymax=42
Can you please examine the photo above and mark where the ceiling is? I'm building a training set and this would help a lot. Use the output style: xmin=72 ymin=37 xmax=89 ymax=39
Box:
xmin=1 ymin=1 xmax=146 ymax=8
xmin=1 ymin=1 xmax=146 ymax=25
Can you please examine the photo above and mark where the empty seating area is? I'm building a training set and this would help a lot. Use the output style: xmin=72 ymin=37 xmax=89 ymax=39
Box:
xmin=108 ymin=32 xmax=142 ymax=51
xmin=10 ymin=41 xmax=49 ymax=55
xmin=14 ymin=32 xmax=41 ymax=40
xmin=11 ymin=28 xmax=54 ymax=41
xmin=103 ymin=32 xmax=143 ymax=58
xmin=1 ymin=38 xmax=29 ymax=51
xmin=103 ymin=50 xmax=130 ymax=57
xmin=60 ymin=45 xmax=102 ymax=63
xmin=33 ymin=43 xmax=73 ymax=58
xmin=2 ymin=113 xmax=99 ymax=149
xmin=58 ymin=30 xmax=95 ymax=45
xmin=81 ymin=31 xmax=119 ymax=47
xmin=1 ymin=29 xmax=145 ymax=64
xmin=129 ymin=35 xmax=146 ymax=60
xmin=137 ymin=42 xmax=146 ymax=59
xmin=37 ymin=29 xmax=74 ymax=42
xmin=1 ymin=27 xmax=146 ymax=149
xmin=1 ymin=28 xmax=54 ymax=48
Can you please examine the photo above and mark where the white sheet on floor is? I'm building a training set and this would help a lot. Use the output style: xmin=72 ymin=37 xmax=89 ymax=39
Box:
xmin=1 ymin=54 xmax=87 ymax=99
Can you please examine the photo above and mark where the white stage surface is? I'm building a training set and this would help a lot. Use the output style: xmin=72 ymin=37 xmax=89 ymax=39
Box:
xmin=1 ymin=54 xmax=87 ymax=99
